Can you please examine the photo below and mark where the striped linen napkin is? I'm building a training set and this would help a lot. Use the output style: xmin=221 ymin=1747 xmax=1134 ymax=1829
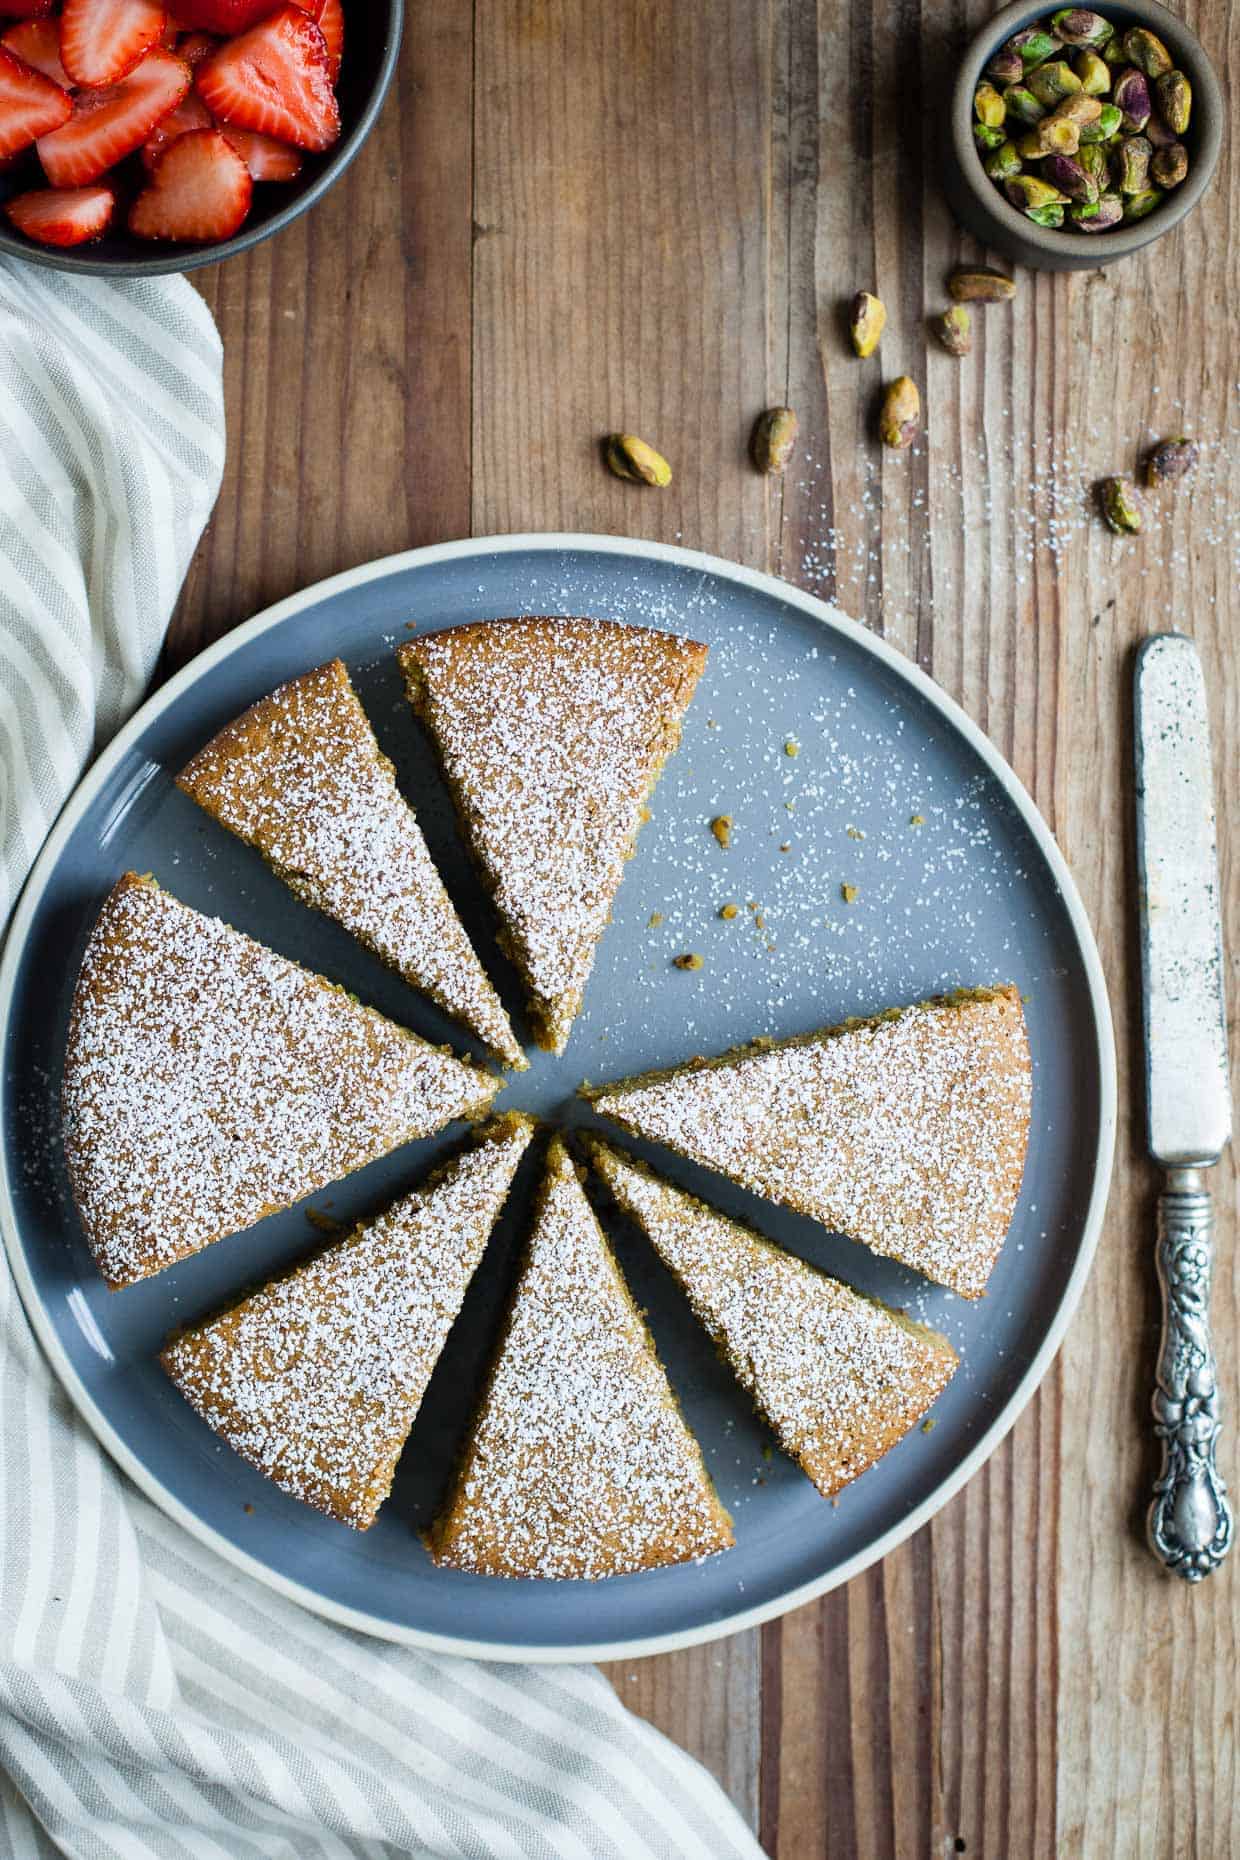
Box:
xmin=0 ymin=261 xmax=763 ymax=1860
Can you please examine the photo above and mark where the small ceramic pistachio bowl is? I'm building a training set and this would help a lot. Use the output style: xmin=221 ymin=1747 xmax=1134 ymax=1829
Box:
xmin=945 ymin=0 xmax=1222 ymax=270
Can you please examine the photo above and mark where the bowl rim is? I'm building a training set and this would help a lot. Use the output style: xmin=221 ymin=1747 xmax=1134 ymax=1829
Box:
xmin=951 ymin=0 xmax=1223 ymax=262
xmin=0 ymin=0 xmax=404 ymax=278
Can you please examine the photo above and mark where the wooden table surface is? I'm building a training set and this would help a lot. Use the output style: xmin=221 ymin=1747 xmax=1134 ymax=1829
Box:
xmin=169 ymin=3 xmax=1240 ymax=1853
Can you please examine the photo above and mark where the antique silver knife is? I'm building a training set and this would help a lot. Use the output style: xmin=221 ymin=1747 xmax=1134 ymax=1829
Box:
xmin=1135 ymin=633 xmax=1233 ymax=1580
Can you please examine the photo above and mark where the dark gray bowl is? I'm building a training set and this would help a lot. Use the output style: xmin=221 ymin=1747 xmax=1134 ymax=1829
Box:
xmin=946 ymin=0 xmax=1222 ymax=270
xmin=0 ymin=0 xmax=402 ymax=277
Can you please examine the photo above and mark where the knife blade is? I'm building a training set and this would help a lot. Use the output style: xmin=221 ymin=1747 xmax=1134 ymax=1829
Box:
xmin=1134 ymin=632 xmax=1233 ymax=1581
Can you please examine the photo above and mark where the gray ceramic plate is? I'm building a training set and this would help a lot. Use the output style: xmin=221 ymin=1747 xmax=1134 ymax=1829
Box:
xmin=0 ymin=535 xmax=1115 ymax=1661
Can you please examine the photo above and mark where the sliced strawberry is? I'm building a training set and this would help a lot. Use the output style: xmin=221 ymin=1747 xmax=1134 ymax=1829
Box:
xmin=60 ymin=0 xmax=168 ymax=87
xmin=139 ymin=83 xmax=210 ymax=167
xmin=38 ymin=46 xmax=188 ymax=185
xmin=129 ymin=124 xmax=250 ymax=239
xmin=315 ymin=0 xmax=339 ymax=81
xmin=0 ymin=43 xmax=69 ymax=160
xmin=218 ymin=123 xmax=300 ymax=179
xmin=198 ymin=5 xmax=337 ymax=152
xmin=167 ymin=0 xmax=276 ymax=30
xmin=5 ymin=179 xmax=114 ymax=244
xmin=0 ymin=0 xmax=54 ymax=18
xmin=175 ymin=28 xmax=214 ymax=65
xmin=1 ymin=16 xmax=69 ymax=84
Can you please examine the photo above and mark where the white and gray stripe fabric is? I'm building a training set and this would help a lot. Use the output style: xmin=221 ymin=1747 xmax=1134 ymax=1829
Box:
xmin=0 ymin=263 xmax=764 ymax=1860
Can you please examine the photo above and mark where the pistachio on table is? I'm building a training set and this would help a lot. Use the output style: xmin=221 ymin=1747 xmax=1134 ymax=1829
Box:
xmin=849 ymin=290 xmax=886 ymax=357
xmin=605 ymin=433 xmax=672 ymax=487
xmin=750 ymin=407 xmax=799 ymax=475
xmin=1150 ymin=141 xmax=1188 ymax=188
xmin=947 ymin=266 xmax=1017 ymax=302
xmin=934 ymin=304 xmax=972 ymax=356
xmin=1122 ymin=26 xmax=1172 ymax=77
xmin=879 ymin=376 xmax=920 ymax=450
xmin=1153 ymin=69 xmax=1191 ymax=136
xmin=1099 ymin=477 xmax=1143 ymax=534
xmin=1144 ymin=437 xmax=1198 ymax=486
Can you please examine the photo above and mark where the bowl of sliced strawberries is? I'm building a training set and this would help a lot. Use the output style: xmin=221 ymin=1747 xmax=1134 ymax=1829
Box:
xmin=0 ymin=0 xmax=400 ymax=271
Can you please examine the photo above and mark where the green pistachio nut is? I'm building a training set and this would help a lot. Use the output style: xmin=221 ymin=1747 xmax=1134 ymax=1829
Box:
xmin=1073 ymin=48 xmax=1111 ymax=94
xmin=1112 ymin=67 xmax=1151 ymax=130
xmin=1041 ymin=152 xmax=1099 ymax=200
xmin=947 ymin=267 xmax=1017 ymax=302
xmin=1007 ymin=25 xmax=1062 ymax=68
xmin=1025 ymin=202 xmax=1065 ymax=227
xmin=934 ymin=304 xmax=972 ymax=356
xmin=1100 ymin=477 xmax=1143 ymax=534
xmin=984 ymin=139 xmax=1023 ymax=180
xmin=1122 ymin=186 xmax=1163 ymax=221
xmin=1150 ymin=141 xmax=1188 ymax=187
xmin=606 ymin=433 xmax=672 ymax=486
xmin=1077 ymin=142 xmax=1110 ymax=187
xmin=1072 ymin=191 xmax=1123 ymax=228
xmin=1114 ymin=134 xmax=1152 ymax=193
xmin=1154 ymin=69 xmax=1191 ymax=136
xmin=1003 ymin=83 xmax=1047 ymax=124
xmin=1079 ymin=101 xmax=1122 ymax=141
xmin=1028 ymin=59 xmax=1083 ymax=106
xmin=1101 ymin=35 xmax=1125 ymax=66
xmin=974 ymin=81 xmax=1006 ymax=128
xmin=974 ymin=121 xmax=1008 ymax=152
xmin=879 ymin=376 xmax=920 ymax=450
xmin=1034 ymin=116 xmax=1082 ymax=155
xmin=1050 ymin=91 xmax=1103 ymax=125
xmin=1144 ymin=437 xmax=1199 ymax=487
xmin=1122 ymin=26 xmax=1173 ymax=77
xmin=986 ymin=45 xmax=1026 ymax=85
xmin=849 ymin=290 xmax=887 ymax=357
xmin=1004 ymin=173 xmax=1068 ymax=211
xmin=1051 ymin=9 xmax=1113 ymax=46
xmin=750 ymin=407 xmax=799 ymax=474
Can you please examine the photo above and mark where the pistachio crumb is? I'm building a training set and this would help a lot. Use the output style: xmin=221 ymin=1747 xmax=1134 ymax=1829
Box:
xmin=709 ymin=814 xmax=733 ymax=848
xmin=909 ymin=813 xmax=925 ymax=826
xmin=243 ymin=1502 xmax=255 ymax=1515
xmin=647 ymin=911 xmax=664 ymax=927
xmin=921 ymin=1418 xmax=937 ymax=1434
xmin=719 ymin=903 xmax=739 ymax=920
xmin=841 ymin=882 xmax=859 ymax=903
xmin=846 ymin=825 xmax=865 ymax=841
xmin=673 ymin=952 xmax=704 ymax=971
xmin=784 ymin=739 xmax=799 ymax=757
xmin=779 ymin=842 xmax=792 ymax=853
xmin=754 ymin=912 xmax=766 ymax=930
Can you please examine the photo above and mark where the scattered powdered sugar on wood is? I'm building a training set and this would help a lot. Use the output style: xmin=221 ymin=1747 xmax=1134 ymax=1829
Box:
xmin=162 ymin=1115 xmax=534 ymax=1528
xmin=178 ymin=660 xmax=523 ymax=1068
xmin=430 ymin=1139 xmax=733 ymax=1579
xmin=589 ymin=990 xmax=1030 ymax=1301
xmin=398 ymin=618 xmax=706 ymax=1054
xmin=590 ymin=1142 xmax=957 ymax=1499
xmin=62 ymin=874 xmax=497 ymax=1288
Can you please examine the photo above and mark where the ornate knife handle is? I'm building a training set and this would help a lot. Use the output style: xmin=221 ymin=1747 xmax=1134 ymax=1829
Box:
xmin=1149 ymin=1178 xmax=1233 ymax=1580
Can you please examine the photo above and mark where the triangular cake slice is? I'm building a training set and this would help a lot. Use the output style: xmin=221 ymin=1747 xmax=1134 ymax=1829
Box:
xmin=398 ymin=618 xmax=707 ymax=1055
xmin=584 ymin=987 xmax=1031 ymax=1299
xmin=162 ymin=1114 xmax=535 ymax=1528
xmin=178 ymin=660 xmax=524 ymax=1069
xmin=588 ymin=1141 xmax=958 ymax=1498
xmin=428 ymin=1136 xmax=733 ymax=1578
xmin=63 ymin=874 xmax=499 ymax=1289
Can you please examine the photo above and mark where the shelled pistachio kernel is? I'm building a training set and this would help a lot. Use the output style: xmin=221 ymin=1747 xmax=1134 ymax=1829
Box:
xmin=1112 ymin=67 xmax=1151 ymax=131
xmin=840 ymin=883 xmax=859 ymax=904
xmin=672 ymin=952 xmax=704 ymax=971
xmin=934 ymin=304 xmax=972 ymax=355
xmin=1099 ymin=476 xmax=1143 ymax=534
xmin=1079 ymin=101 xmax=1122 ymax=141
xmin=1123 ymin=186 xmax=1163 ymax=220
xmin=974 ymin=121 xmax=1007 ymax=153
xmin=1003 ymin=84 xmax=1046 ymax=124
xmin=974 ymin=81 xmax=1006 ymax=127
xmin=710 ymin=814 xmax=733 ymax=848
xmin=1071 ymin=192 xmax=1123 ymax=228
xmin=1073 ymin=47 xmax=1110 ymax=94
xmin=878 ymin=376 xmax=920 ymax=450
xmin=605 ymin=433 xmax=672 ymax=486
xmin=849 ymin=290 xmax=887 ymax=357
xmin=1051 ymin=9 xmax=1113 ymax=47
xmin=947 ymin=267 xmax=1016 ymax=302
xmin=1154 ymin=69 xmax=1191 ymax=136
xmin=751 ymin=407 xmax=799 ymax=474
xmin=1150 ymin=142 xmax=1188 ymax=188
xmin=1114 ymin=134 xmax=1152 ymax=193
xmin=1005 ymin=172 xmax=1069 ymax=214
xmin=1144 ymin=436 xmax=1198 ymax=486
xmin=1027 ymin=59 xmax=1082 ymax=107
xmin=719 ymin=902 xmax=739 ymax=920
xmin=985 ymin=140 xmax=1023 ymax=179
xmin=1122 ymin=25 xmax=1172 ymax=76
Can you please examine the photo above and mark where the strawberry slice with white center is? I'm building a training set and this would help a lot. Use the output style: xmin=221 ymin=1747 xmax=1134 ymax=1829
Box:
xmin=139 ymin=83 xmax=210 ymax=168
xmin=197 ymin=4 xmax=337 ymax=152
xmin=37 ymin=46 xmax=188 ymax=185
xmin=1 ymin=16 xmax=69 ymax=84
xmin=5 ymin=179 xmax=114 ymax=244
xmin=0 ymin=42 xmax=69 ymax=160
xmin=60 ymin=0 xmax=168 ymax=87
xmin=129 ymin=124 xmax=251 ymax=239
xmin=218 ymin=123 xmax=300 ymax=179
xmin=288 ymin=0 xmax=339 ymax=81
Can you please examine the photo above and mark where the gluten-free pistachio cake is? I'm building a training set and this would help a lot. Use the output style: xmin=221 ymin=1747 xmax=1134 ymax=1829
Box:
xmin=62 ymin=874 xmax=498 ymax=1289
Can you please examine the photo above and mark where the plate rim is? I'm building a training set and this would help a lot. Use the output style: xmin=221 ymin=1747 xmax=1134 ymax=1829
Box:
xmin=0 ymin=532 xmax=1117 ymax=1664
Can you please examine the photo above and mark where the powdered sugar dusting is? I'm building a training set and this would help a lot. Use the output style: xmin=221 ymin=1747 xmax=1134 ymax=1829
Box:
xmin=162 ymin=1115 xmax=534 ymax=1528
xmin=178 ymin=660 xmax=523 ymax=1068
xmin=63 ymin=875 xmax=498 ymax=1288
xmin=430 ymin=1139 xmax=733 ymax=1579
xmin=398 ymin=618 xmax=706 ymax=1054
xmin=590 ymin=1142 xmax=957 ymax=1500
xmin=589 ymin=989 xmax=1031 ymax=1300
